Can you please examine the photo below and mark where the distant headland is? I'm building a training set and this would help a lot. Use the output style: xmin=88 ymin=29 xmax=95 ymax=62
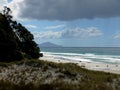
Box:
xmin=39 ymin=42 xmax=63 ymax=48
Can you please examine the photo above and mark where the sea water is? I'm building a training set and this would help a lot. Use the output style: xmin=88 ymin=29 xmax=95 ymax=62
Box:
xmin=41 ymin=47 xmax=120 ymax=64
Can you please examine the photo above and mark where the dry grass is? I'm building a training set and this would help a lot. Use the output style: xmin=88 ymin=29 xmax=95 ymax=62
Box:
xmin=0 ymin=59 xmax=120 ymax=90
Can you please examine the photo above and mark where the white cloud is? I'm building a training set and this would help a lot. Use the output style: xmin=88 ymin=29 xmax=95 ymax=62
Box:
xmin=44 ymin=24 xmax=66 ymax=29
xmin=6 ymin=0 xmax=24 ymax=20
xmin=114 ymin=33 xmax=120 ymax=39
xmin=33 ymin=31 xmax=61 ymax=39
xmin=33 ymin=27 xmax=103 ymax=39
xmin=25 ymin=24 xmax=37 ymax=29
xmin=0 ymin=0 xmax=8 ymax=11
xmin=0 ymin=0 xmax=8 ymax=5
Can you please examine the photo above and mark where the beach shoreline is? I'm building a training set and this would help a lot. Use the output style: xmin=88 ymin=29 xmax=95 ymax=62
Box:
xmin=40 ymin=55 xmax=120 ymax=74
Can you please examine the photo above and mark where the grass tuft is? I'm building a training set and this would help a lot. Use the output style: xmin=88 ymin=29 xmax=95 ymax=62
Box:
xmin=0 ymin=59 xmax=120 ymax=90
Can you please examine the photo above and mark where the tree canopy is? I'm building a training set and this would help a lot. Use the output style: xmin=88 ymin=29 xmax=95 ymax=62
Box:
xmin=0 ymin=7 xmax=42 ymax=62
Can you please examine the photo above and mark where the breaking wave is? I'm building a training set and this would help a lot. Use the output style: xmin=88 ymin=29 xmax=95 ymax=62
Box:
xmin=42 ymin=52 xmax=120 ymax=64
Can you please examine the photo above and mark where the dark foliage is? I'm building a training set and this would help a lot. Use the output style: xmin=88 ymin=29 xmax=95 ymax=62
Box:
xmin=0 ymin=13 xmax=23 ymax=62
xmin=0 ymin=7 xmax=42 ymax=62
xmin=13 ymin=23 xmax=40 ymax=59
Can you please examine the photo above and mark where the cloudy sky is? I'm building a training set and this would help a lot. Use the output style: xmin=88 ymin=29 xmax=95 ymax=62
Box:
xmin=1 ymin=0 xmax=120 ymax=47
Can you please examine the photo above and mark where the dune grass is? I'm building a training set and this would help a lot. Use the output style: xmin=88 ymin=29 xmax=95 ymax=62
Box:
xmin=0 ymin=59 xmax=120 ymax=90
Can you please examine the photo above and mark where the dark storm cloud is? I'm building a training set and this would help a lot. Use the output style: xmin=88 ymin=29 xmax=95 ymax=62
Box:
xmin=17 ymin=0 xmax=120 ymax=20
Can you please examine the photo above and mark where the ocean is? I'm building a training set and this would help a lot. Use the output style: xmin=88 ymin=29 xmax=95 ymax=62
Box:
xmin=41 ymin=47 xmax=120 ymax=64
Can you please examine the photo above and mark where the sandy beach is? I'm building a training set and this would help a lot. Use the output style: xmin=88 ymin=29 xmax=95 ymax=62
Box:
xmin=40 ymin=55 xmax=120 ymax=74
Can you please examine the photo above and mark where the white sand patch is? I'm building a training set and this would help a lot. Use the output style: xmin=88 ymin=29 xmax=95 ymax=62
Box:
xmin=39 ymin=55 xmax=120 ymax=74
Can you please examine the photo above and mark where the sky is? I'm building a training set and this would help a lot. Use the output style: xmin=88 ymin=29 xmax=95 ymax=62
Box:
xmin=1 ymin=0 xmax=120 ymax=47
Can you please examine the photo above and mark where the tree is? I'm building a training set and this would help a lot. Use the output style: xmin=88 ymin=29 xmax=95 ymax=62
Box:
xmin=2 ymin=6 xmax=12 ymax=22
xmin=0 ymin=13 xmax=23 ymax=62
xmin=15 ymin=23 xmax=40 ymax=59
xmin=0 ymin=7 xmax=42 ymax=62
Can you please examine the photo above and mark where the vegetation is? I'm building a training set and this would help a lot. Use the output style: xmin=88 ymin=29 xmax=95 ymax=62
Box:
xmin=0 ymin=7 xmax=42 ymax=62
xmin=0 ymin=60 xmax=120 ymax=90
xmin=0 ymin=6 xmax=120 ymax=90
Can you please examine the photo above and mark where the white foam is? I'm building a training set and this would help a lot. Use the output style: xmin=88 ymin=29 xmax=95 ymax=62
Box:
xmin=42 ymin=52 xmax=92 ymax=62
xmin=42 ymin=51 xmax=120 ymax=64
xmin=84 ymin=53 xmax=95 ymax=57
